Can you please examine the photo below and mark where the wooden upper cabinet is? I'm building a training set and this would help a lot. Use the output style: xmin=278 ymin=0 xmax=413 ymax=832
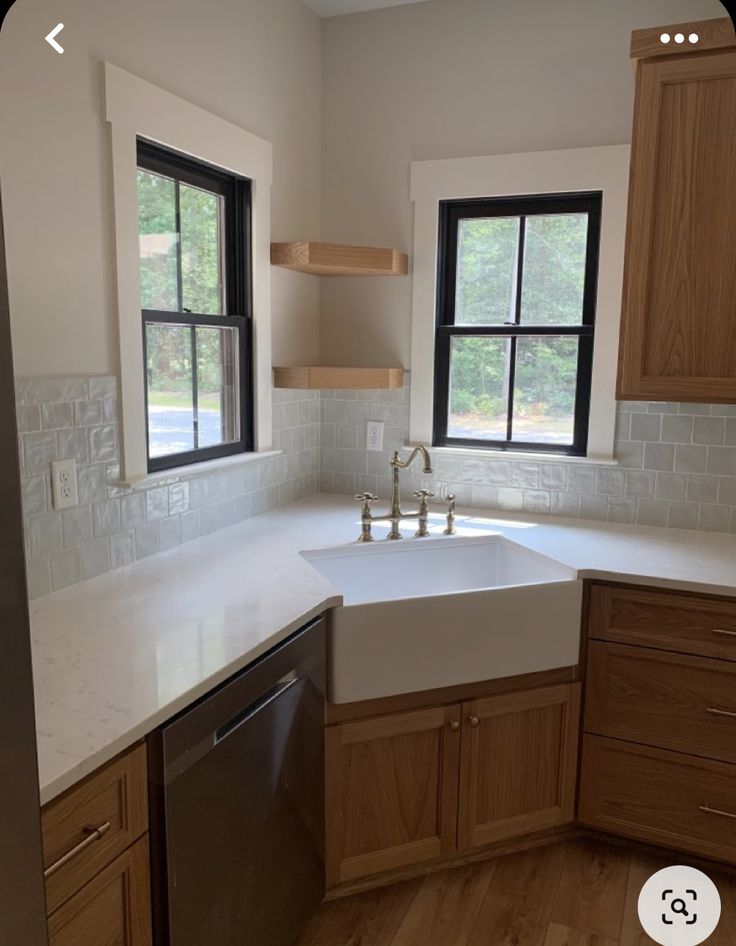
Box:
xmin=617 ymin=18 xmax=736 ymax=402
xmin=458 ymin=684 xmax=580 ymax=850
xmin=324 ymin=705 xmax=461 ymax=887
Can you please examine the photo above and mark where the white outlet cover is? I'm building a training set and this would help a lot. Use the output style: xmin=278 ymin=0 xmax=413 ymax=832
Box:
xmin=366 ymin=420 xmax=384 ymax=452
xmin=51 ymin=458 xmax=79 ymax=510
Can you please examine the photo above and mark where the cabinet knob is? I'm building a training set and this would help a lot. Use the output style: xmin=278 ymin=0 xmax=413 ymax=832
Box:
xmin=468 ymin=715 xmax=480 ymax=728
xmin=448 ymin=720 xmax=460 ymax=732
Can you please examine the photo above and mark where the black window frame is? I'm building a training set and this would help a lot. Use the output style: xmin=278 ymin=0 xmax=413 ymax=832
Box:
xmin=433 ymin=191 xmax=602 ymax=457
xmin=137 ymin=138 xmax=253 ymax=474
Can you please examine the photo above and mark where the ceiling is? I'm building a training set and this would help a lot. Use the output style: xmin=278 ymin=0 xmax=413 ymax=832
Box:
xmin=303 ymin=0 xmax=431 ymax=17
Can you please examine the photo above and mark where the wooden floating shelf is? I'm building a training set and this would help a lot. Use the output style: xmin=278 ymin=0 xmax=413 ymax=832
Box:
xmin=273 ymin=366 xmax=404 ymax=390
xmin=270 ymin=241 xmax=408 ymax=276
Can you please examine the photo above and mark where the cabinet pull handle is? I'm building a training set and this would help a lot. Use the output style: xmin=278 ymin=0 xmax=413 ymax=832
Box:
xmin=448 ymin=720 xmax=460 ymax=732
xmin=43 ymin=821 xmax=111 ymax=878
xmin=712 ymin=628 xmax=736 ymax=637
xmin=706 ymin=707 xmax=736 ymax=719
xmin=698 ymin=805 xmax=736 ymax=821
xmin=468 ymin=715 xmax=480 ymax=728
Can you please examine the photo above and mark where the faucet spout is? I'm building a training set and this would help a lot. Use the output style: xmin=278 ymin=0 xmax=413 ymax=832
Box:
xmin=391 ymin=445 xmax=433 ymax=475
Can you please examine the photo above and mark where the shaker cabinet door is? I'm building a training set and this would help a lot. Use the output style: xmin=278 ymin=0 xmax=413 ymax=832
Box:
xmin=618 ymin=46 xmax=736 ymax=402
xmin=457 ymin=684 xmax=580 ymax=850
xmin=325 ymin=704 xmax=461 ymax=887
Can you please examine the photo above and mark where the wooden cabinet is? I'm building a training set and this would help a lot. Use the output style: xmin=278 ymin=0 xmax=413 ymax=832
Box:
xmin=617 ymin=17 xmax=736 ymax=402
xmin=42 ymin=743 xmax=152 ymax=945
xmin=580 ymin=736 xmax=736 ymax=865
xmin=580 ymin=582 xmax=736 ymax=865
xmin=458 ymin=685 xmax=579 ymax=851
xmin=47 ymin=837 xmax=152 ymax=946
xmin=325 ymin=682 xmax=581 ymax=888
xmin=325 ymin=705 xmax=461 ymax=887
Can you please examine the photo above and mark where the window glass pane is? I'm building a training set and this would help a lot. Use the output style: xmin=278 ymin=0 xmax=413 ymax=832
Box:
xmin=455 ymin=217 xmax=519 ymax=325
xmin=196 ymin=326 xmax=240 ymax=448
xmin=520 ymin=213 xmax=588 ymax=325
xmin=146 ymin=322 xmax=240 ymax=459
xmin=180 ymin=183 xmax=224 ymax=316
xmin=137 ymin=170 xmax=179 ymax=311
xmin=512 ymin=336 xmax=578 ymax=445
xmin=448 ymin=336 xmax=511 ymax=440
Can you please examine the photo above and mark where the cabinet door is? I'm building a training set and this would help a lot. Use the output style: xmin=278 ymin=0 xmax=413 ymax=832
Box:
xmin=458 ymin=684 xmax=580 ymax=850
xmin=47 ymin=837 xmax=152 ymax=946
xmin=325 ymin=705 xmax=461 ymax=887
xmin=617 ymin=47 xmax=736 ymax=401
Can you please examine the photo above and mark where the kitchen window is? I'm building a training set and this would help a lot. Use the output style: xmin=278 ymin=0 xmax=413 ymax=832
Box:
xmin=433 ymin=192 xmax=602 ymax=456
xmin=137 ymin=140 xmax=253 ymax=472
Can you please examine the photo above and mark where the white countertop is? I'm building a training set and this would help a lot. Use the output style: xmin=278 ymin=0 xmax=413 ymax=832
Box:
xmin=31 ymin=493 xmax=736 ymax=804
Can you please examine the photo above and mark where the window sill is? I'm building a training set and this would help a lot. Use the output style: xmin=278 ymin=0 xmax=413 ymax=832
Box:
xmin=118 ymin=449 xmax=282 ymax=490
xmin=420 ymin=445 xmax=619 ymax=466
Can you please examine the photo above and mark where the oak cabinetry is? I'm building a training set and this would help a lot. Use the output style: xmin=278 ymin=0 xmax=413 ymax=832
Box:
xmin=579 ymin=582 xmax=736 ymax=864
xmin=47 ymin=837 xmax=152 ymax=946
xmin=580 ymin=736 xmax=736 ymax=865
xmin=458 ymin=685 xmax=580 ymax=851
xmin=42 ymin=744 xmax=152 ymax=945
xmin=617 ymin=17 xmax=736 ymax=402
xmin=325 ymin=682 xmax=581 ymax=888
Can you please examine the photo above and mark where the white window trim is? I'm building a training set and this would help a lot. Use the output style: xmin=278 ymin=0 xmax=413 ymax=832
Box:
xmin=409 ymin=144 xmax=630 ymax=461
xmin=104 ymin=62 xmax=273 ymax=484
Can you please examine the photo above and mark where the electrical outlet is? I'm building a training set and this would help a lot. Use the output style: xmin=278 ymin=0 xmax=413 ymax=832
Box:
xmin=366 ymin=420 xmax=384 ymax=452
xmin=51 ymin=458 xmax=78 ymax=510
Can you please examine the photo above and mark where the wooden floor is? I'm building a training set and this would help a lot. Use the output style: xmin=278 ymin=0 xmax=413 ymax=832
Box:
xmin=297 ymin=839 xmax=736 ymax=946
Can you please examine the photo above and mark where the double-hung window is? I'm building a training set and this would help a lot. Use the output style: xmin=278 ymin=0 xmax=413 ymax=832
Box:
xmin=136 ymin=139 xmax=252 ymax=472
xmin=433 ymin=192 xmax=602 ymax=456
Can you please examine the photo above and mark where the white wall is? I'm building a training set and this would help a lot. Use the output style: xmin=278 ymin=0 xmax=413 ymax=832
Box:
xmin=0 ymin=0 xmax=323 ymax=377
xmin=320 ymin=0 xmax=726 ymax=367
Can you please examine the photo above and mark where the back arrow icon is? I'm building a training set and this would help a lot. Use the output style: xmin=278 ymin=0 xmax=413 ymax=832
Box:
xmin=45 ymin=23 xmax=64 ymax=54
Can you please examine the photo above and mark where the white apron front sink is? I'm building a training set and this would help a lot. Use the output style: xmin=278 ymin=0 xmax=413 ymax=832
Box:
xmin=302 ymin=535 xmax=582 ymax=703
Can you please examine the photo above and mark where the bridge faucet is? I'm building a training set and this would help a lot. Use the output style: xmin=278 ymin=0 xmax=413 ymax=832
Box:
xmin=355 ymin=445 xmax=434 ymax=541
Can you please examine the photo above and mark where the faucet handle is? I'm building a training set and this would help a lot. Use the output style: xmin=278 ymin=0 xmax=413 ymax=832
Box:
xmin=355 ymin=492 xmax=378 ymax=504
xmin=413 ymin=489 xmax=435 ymax=500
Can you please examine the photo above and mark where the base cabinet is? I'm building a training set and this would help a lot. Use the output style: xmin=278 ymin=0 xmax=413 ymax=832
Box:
xmin=325 ymin=682 xmax=581 ymax=888
xmin=47 ymin=836 xmax=152 ymax=946
xmin=458 ymin=685 xmax=580 ymax=851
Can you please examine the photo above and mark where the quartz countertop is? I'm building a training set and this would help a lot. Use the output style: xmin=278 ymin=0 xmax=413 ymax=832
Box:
xmin=31 ymin=493 xmax=736 ymax=805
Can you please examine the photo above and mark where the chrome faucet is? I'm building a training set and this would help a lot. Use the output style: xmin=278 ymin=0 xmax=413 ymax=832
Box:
xmin=355 ymin=446 xmax=434 ymax=541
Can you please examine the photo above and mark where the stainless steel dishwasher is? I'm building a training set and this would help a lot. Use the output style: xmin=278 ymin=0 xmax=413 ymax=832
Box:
xmin=148 ymin=616 xmax=326 ymax=946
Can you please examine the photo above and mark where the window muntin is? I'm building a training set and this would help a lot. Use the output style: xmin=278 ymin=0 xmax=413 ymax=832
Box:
xmin=434 ymin=192 xmax=601 ymax=456
xmin=136 ymin=140 xmax=252 ymax=472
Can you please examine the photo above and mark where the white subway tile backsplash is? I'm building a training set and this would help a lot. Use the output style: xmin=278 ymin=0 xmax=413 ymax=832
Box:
xmin=29 ymin=513 xmax=62 ymax=558
xmin=88 ymin=425 xmax=117 ymax=463
xmin=17 ymin=374 xmax=736 ymax=600
xmin=24 ymin=431 xmax=58 ymax=474
xmin=50 ymin=549 xmax=82 ymax=590
xmin=693 ymin=416 xmax=725 ymax=446
xmin=93 ymin=499 xmax=121 ymax=537
xmin=110 ymin=531 xmax=135 ymax=569
xmin=630 ymin=413 xmax=661 ymax=442
xmin=61 ymin=506 xmax=93 ymax=548
xmin=41 ymin=402 xmax=73 ymax=430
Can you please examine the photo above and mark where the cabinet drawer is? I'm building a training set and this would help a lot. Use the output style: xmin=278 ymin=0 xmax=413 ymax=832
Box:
xmin=42 ymin=743 xmax=148 ymax=914
xmin=579 ymin=735 xmax=736 ymax=864
xmin=47 ymin=835 xmax=152 ymax=946
xmin=589 ymin=584 xmax=736 ymax=661
xmin=585 ymin=641 xmax=736 ymax=763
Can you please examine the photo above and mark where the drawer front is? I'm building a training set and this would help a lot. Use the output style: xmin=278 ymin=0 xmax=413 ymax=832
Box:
xmin=579 ymin=735 xmax=736 ymax=864
xmin=43 ymin=743 xmax=148 ymax=914
xmin=585 ymin=641 xmax=736 ymax=763
xmin=589 ymin=584 xmax=736 ymax=661
xmin=47 ymin=835 xmax=152 ymax=946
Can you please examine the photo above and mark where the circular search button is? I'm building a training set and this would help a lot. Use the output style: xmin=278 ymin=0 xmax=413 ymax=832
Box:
xmin=638 ymin=865 xmax=721 ymax=946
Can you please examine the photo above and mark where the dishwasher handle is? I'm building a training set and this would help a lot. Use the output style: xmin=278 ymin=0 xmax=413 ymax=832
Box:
xmin=214 ymin=671 xmax=300 ymax=745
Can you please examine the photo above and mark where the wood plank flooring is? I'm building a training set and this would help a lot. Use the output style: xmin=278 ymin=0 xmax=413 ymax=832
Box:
xmin=297 ymin=839 xmax=736 ymax=946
